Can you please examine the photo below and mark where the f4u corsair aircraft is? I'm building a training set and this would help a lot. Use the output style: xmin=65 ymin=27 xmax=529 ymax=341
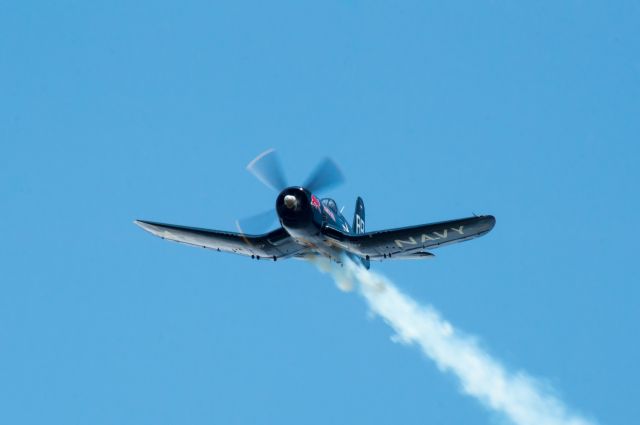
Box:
xmin=135 ymin=150 xmax=495 ymax=269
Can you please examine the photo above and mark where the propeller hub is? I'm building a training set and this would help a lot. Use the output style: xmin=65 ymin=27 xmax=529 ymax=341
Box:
xmin=283 ymin=194 xmax=298 ymax=209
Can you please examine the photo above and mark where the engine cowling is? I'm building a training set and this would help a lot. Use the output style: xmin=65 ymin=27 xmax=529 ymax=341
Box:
xmin=275 ymin=187 xmax=313 ymax=229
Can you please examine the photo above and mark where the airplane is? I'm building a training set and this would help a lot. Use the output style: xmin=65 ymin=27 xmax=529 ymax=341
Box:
xmin=135 ymin=149 xmax=495 ymax=269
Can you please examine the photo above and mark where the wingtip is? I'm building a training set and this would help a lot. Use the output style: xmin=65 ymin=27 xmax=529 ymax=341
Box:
xmin=483 ymin=215 xmax=496 ymax=231
xmin=134 ymin=219 xmax=155 ymax=233
xmin=487 ymin=214 xmax=496 ymax=225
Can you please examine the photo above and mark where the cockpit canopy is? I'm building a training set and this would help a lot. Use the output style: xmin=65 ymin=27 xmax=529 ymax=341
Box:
xmin=321 ymin=198 xmax=338 ymax=212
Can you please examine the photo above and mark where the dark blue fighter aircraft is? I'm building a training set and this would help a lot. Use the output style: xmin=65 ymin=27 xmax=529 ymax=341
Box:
xmin=135 ymin=149 xmax=495 ymax=269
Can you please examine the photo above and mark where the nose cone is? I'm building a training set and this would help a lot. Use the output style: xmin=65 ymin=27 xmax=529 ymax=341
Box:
xmin=284 ymin=194 xmax=297 ymax=209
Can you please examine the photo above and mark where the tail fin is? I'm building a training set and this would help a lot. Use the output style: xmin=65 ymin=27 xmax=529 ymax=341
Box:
xmin=352 ymin=197 xmax=369 ymax=268
xmin=352 ymin=197 xmax=365 ymax=234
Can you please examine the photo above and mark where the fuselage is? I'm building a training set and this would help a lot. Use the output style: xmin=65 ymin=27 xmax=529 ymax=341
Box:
xmin=276 ymin=186 xmax=352 ymax=262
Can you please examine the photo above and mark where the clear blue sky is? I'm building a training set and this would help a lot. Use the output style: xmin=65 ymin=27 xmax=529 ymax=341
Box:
xmin=1 ymin=1 xmax=638 ymax=424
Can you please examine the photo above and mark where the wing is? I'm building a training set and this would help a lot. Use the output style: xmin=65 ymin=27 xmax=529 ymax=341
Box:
xmin=134 ymin=220 xmax=303 ymax=260
xmin=322 ymin=215 xmax=495 ymax=260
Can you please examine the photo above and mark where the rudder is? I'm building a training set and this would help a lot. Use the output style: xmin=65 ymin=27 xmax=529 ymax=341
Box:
xmin=352 ymin=197 xmax=365 ymax=234
xmin=352 ymin=197 xmax=369 ymax=268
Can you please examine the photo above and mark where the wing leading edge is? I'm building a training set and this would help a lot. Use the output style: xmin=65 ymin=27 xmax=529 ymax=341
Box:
xmin=322 ymin=215 xmax=495 ymax=260
xmin=134 ymin=220 xmax=304 ymax=260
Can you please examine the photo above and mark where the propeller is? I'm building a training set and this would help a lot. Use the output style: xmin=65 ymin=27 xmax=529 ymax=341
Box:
xmin=246 ymin=148 xmax=288 ymax=192
xmin=239 ymin=149 xmax=345 ymax=234
xmin=303 ymin=157 xmax=345 ymax=193
xmin=235 ymin=208 xmax=277 ymax=235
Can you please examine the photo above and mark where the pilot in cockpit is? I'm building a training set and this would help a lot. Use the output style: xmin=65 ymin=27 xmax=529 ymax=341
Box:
xmin=321 ymin=198 xmax=338 ymax=212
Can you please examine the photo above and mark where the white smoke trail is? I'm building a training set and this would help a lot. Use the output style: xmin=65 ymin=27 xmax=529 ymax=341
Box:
xmin=314 ymin=257 xmax=596 ymax=425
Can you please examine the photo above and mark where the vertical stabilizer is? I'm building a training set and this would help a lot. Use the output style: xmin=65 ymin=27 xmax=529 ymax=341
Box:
xmin=352 ymin=197 xmax=369 ymax=269
xmin=352 ymin=197 xmax=365 ymax=234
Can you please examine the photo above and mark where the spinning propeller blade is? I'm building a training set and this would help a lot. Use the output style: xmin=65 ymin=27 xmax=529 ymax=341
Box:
xmin=246 ymin=148 xmax=288 ymax=192
xmin=303 ymin=157 xmax=345 ymax=193
xmin=235 ymin=209 xmax=277 ymax=235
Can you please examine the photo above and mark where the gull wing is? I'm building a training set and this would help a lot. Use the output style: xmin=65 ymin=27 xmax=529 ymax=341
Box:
xmin=323 ymin=215 xmax=495 ymax=260
xmin=134 ymin=220 xmax=303 ymax=260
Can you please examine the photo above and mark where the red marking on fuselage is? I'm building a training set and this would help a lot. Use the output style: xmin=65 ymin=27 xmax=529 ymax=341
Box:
xmin=311 ymin=194 xmax=321 ymax=210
